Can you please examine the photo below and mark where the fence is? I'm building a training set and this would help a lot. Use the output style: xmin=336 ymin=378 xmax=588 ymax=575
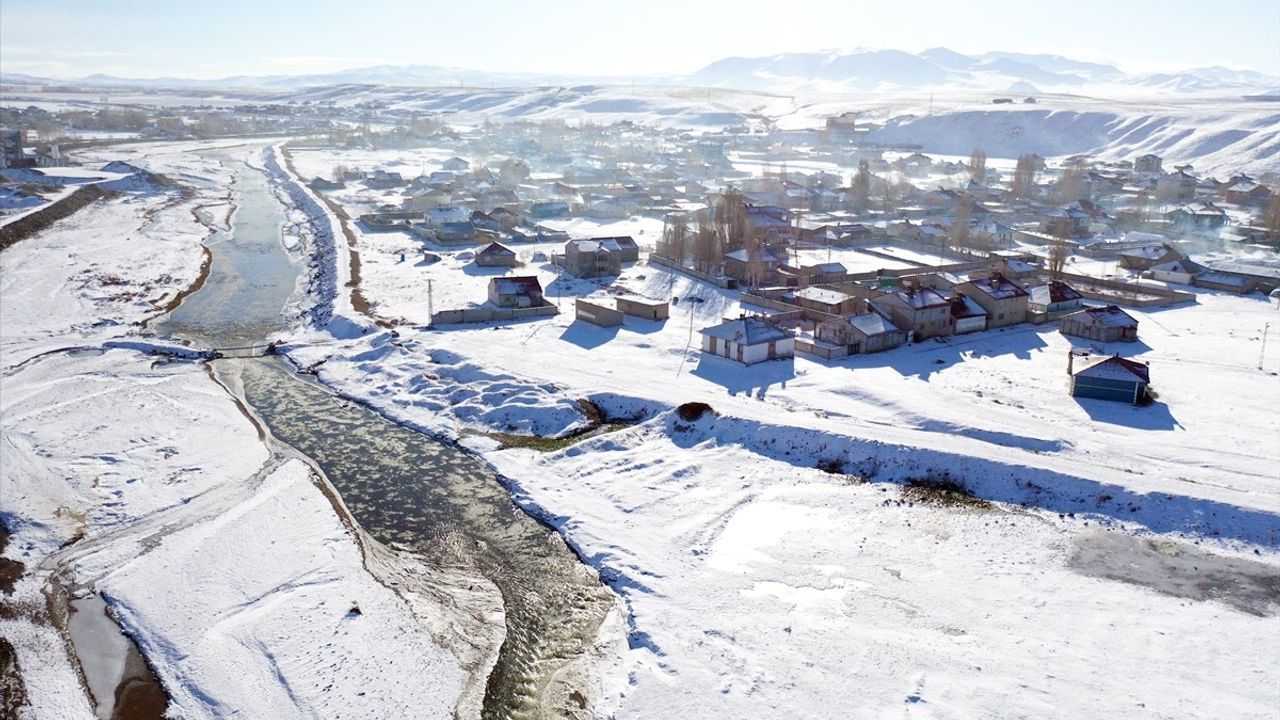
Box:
xmin=647 ymin=254 xmax=734 ymax=288
xmin=1057 ymin=271 xmax=1196 ymax=308
xmin=431 ymin=304 xmax=558 ymax=326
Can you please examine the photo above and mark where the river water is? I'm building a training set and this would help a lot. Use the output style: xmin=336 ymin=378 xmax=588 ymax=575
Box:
xmin=158 ymin=151 xmax=614 ymax=719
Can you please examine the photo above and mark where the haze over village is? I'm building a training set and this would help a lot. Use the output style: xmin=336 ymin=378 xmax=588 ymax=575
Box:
xmin=1 ymin=1 xmax=1278 ymax=719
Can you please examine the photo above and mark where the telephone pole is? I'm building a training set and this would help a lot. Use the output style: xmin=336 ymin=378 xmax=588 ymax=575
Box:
xmin=427 ymin=278 xmax=434 ymax=327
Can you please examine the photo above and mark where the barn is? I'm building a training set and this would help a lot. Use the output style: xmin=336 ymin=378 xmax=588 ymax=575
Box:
xmin=1069 ymin=353 xmax=1151 ymax=404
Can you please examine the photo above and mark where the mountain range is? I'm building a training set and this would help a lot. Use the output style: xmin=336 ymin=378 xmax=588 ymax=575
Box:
xmin=2 ymin=47 xmax=1277 ymax=97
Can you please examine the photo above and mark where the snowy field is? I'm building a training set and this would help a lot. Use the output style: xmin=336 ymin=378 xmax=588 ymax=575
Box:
xmin=262 ymin=130 xmax=1280 ymax=717
xmin=0 ymin=141 xmax=485 ymax=719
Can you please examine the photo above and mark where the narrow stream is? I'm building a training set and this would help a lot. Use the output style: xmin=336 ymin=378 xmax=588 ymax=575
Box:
xmin=158 ymin=150 xmax=613 ymax=718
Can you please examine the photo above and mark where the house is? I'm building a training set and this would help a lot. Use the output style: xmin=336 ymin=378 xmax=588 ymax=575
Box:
xmin=1149 ymin=258 xmax=1205 ymax=285
xmin=442 ymin=157 xmax=470 ymax=172
xmin=366 ymin=169 xmax=405 ymax=189
xmin=955 ymin=274 xmax=1028 ymax=327
xmin=1133 ymin=154 xmax=1163 ymax=174
xmin=723 ymin=247 xmax=787 ymax=286
xmin=699 ymin=316 xmax=795 ymax=365
xmin=1040 ymin=205 xmax=1092 ymax=238
xmin=949 ymin=295 xmax=989 ymax=334
xmin=1028 ymin=280 xmax=1085 ymax=317
xmin=1226 ymin=181 xmax=1272 ymax=206
xmin=474 ymin=242 xmax=517 ymax=268
xmin=562 ymin=239 xmax=622 ymax=278
xmin=801 ymin=262 xmax=848 ymax=284
xmin=792 ymin=287 xmax=860 ymax=316
xmin=875 ymin=283 xmax=952 ymax=340
xmin=617 ymin=297 xmax=669 ymax=321
xmin=1060 ymin=305 xmax=1139 ymax=343
xmin=1166 ymin=202 xmax=1228 ymax=232
xmin=527 ymin=201 xmax=571 ymax=219
xmin=1206 ymin=261 xmax=1280 ymax=293
xmin=434 ymin=221 xmax=477 ymax=245
xmin=589 ymin=236 xmax=640 ymax=262
xmin=1118 ymin=244 xmax=1182 ymax=271
xmin=309 ymin=177 xmax=345 ymax=191
xmin=1069 ymin=353 xmax=1150 ymax=404
xmin=816 ymin=309 xmax=906 ymax=354
xmin=487 ymin=276 xmax=545 ymax=308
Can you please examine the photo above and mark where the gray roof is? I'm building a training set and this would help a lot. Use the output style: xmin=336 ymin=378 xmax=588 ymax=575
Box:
xmin=1209 ymin=261 xmax=1280 ymax=280
xmin=848 ymin=312 xmax=900 ymax=337
xmin=700 ymin=316 xmax=792 ymax=344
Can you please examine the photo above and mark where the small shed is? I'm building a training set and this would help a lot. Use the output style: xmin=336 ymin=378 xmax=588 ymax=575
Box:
xmin=815 ymin=310 xmax=906 ymax=355
xmin=1060 ymin=305 xmax=1138 ymax=343
xmin=575 ymin=299 xmax=624 ymax=327
xmin=617 ymin=297 xmax=669 ymax=320
xmin=474 ymin=242 xmax=517 ymax=267
xmin=1069 ymin=353 xmax=1150 ymax=404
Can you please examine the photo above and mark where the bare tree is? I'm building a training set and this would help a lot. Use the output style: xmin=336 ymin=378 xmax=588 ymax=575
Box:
xmin=850 ymin=160 xmax=872 ymax=213
xmin=950 ymin=197 xmax=972 ymax=252
xmin=691 ymin=215 xmax=722 ymax=274
xmin=1048 ymin=223 xmax=1071 ymax=277
xmin=660 ymin=212 xmax=689 ymax=264
xmin=1055 ymin=160 xmax=1086 ymax=204
xmin=1264 ymin=194 xmax=1280 ymax=247
xmin=969 ymin=148 xmax=987 ymax=184
xmin=1011 ymin=154 xmax=1039 ymax=200
xmin=331 ymin=164 xmax=349 ymax=182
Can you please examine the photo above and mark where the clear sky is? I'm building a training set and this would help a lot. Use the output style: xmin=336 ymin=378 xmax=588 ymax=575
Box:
xmin=3 ymin=0 xmax=1278 ymax=79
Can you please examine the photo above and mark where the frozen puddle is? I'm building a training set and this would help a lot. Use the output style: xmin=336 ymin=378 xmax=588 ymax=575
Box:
xmin=66 ymin=594 xmax=166 ymax=720
xmin=1069 ymin=530 xmax=1280 ymax=616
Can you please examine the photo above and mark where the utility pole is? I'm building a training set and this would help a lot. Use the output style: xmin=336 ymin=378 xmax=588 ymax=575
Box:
xmin=1260 ymin=322 xmax=1270 ymax=370
xmin=427 ymin=278 xmax=434 ymax=327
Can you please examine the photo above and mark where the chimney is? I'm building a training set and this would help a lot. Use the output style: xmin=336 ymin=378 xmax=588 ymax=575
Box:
xmin=1067 ymin=351 xmax=1075 ymax=375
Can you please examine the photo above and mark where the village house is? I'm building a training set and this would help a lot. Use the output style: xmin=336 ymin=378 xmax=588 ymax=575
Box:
xmin=1165 ymin=202 xmax=1228 ymax=233
xmin=791 ymin=286 xmax=861 ymax=316
xmin=1028 ymin=280 xmax=1085 ymax=317
xmin=474 ymin=242 xmax=518 ymax=268
xmin=723 ymin=246 xmax=787 ymax=286
xmin=1060 ymin=305 xmax=1139 ymax=343
xmin=1226 ymin=181 xmax=1272 ymax=206
xmin=954 ymin=274 xmax=1029 ymax=327
xmin=1069 ymin=353 xmax=1151 ymax=404
xmin=816 ymin=309 xmax=907 ymax=355
xmin=1118 ymin=243 xmax=1183 ymax=271
xmin=442 ymin=156 xmax=470 ymax=172
xmin=699 ymin=316 xmax=796 ymax=365
xmin=562 ymin=238 xmax=622 ymax=277
xmin=487 ymin=276 xmax=545 ymax=308
xmin=527 ymin=201 xmax=571 ymax=220
xmin=1133 ymin=153 xmax=1163 ymax=174
xmin=875 ymin=283 xmax=952 ymax=340
xmin=1149 ymin=258 xmax=1205 ymax=285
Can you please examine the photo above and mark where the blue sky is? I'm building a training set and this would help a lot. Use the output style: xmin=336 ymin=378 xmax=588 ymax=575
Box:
xmin=3 ymin=0 xmax=1278 ymax=79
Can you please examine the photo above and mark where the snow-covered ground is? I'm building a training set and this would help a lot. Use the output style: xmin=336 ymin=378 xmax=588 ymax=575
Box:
xmin=0 ymin=141 xmax=486 ymax=719
xmin=274 ymin=131 xmax=1280 ymax=716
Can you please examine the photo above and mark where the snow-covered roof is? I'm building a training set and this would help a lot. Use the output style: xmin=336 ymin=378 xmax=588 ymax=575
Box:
xmin=966 ymin=275 xmax=1028 ymax=300
xmin=793 ymin=287 xmax=854 ymax=306
xmin=848 ymin=312 xmax=900 ymax=337
xmin=1029 ymin=281 xmax=1083 ymax=306
xmin=1073 ymin=354 xmax=1150 ymax=383
xmin=1070 ymin=305 xmax=1138 ymax=329
xmin=951 ymin=295 xmax=988 ymax=319
xmin=700 ymin=316 xmax=792 ymax=345
xmin=891 ymin=286 xmax=949 ymax=309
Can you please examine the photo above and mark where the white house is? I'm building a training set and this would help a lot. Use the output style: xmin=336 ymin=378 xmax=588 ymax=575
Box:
xmin=699 ymin=316 xmax=795 ymax=365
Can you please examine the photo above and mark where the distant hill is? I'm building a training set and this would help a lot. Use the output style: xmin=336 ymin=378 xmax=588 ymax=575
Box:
xmin=1 ymin=47 xmax=1275 ymax=97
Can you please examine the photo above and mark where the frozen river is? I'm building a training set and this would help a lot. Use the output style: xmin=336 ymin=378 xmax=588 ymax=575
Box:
xmin=157 ymin=149 xmax=614 ymax=719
